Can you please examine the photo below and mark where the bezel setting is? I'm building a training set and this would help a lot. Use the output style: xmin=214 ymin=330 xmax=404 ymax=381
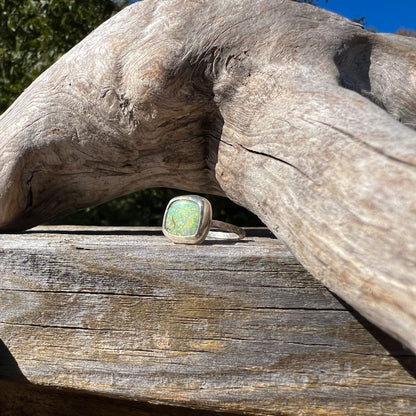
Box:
xmin=162 ymin=195 xmax=212 ymax=244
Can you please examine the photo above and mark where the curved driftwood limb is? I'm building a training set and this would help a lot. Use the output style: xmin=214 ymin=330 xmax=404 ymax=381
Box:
xmin=0 ymin=0 xmax=415 ymax=351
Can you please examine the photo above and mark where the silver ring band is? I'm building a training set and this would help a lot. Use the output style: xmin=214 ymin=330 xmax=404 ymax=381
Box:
xmin=209 ymin=220 xmax=246 ymax=240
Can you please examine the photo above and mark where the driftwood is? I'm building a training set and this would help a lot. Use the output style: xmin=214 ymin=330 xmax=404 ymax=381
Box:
xmin=0 ymin=0 xmax=415 ymax=354
xmin=1 ymin=227 xmax=416 ymax=416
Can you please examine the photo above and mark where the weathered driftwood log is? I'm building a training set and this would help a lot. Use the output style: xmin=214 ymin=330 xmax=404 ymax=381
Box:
xmin=1 ymin=227 xmax=416 ymax=416
xmin=0 ymin=0 xmax=415 ymax=352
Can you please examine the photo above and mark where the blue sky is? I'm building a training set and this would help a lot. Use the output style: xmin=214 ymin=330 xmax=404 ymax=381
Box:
xmin=318 ymin=0 xmax=415 ymax=33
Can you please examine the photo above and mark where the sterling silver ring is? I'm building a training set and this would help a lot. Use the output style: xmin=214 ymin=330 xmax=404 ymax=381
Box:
xmin=162 ymin=195 xmax=245 ymax=244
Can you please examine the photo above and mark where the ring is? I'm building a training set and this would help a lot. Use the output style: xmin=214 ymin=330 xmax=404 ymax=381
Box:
xmin=162 ymin=195 xmax=246 ymax=244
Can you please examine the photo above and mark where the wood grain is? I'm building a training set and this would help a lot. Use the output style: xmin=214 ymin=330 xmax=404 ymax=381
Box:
xmin=0 ymin=0 xmax=415 ymax=354
xmin=1 ymin=227 xmax=415 ymax=415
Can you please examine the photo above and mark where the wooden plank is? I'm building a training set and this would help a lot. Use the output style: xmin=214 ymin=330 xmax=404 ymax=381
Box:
xmin=1 ymin=0 xmax=416 ymax=356
xmin=0 ymin=226 xmax=415 ymax=416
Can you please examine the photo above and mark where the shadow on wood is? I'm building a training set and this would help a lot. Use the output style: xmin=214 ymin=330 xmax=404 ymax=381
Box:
xmin=1 ymin=298 xmax=416 ymax=416
xmin=1 ymin=371 xmax=241 ymax=416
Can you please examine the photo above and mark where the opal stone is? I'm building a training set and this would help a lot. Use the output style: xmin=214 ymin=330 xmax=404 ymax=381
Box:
xmin=165 ymin=199 xmax=201 ymax=237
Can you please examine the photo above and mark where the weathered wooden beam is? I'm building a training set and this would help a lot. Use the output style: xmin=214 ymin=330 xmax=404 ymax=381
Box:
xmin=0 ymin=0 xmax=415 ymax=354
xmin=1 ymin=227 xmax=415 ymax=415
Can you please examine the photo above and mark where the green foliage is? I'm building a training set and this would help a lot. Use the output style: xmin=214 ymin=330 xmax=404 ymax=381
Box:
xmin=0 ymin=0 xmax=128 ymax=113
xmin=397 ymin=27 xmax=416 ymax=38
xmin=50 ymin=189 xmax=264 ymax=227
xmin=352 ymin=16 xmax=366 ymax=26
xmin=350 ymin=17 xmax=377 ymax=33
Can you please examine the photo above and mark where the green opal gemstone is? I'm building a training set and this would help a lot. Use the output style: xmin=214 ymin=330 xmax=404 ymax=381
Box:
xmin=165 ymin=200 xmax=201 ymax=237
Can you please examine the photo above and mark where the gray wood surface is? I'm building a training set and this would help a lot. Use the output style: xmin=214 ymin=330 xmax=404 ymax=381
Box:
xmin=0 ymin=0 xmax=415 ymax=355
xmin=1 ymin=226 xmax=415 ymax=415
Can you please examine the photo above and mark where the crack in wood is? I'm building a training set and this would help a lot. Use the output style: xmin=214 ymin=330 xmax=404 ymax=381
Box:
xmin=238 ymin=143 xmax=315 ymax=182
xmin=304 ymin=117 xmax=416 ymax=168
xmin=0 ymin=321 xmax=127 ymax=332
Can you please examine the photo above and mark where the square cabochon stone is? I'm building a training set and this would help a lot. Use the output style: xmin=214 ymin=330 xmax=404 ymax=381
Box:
xmin=164 ymin=199 xmax=201 ymax=237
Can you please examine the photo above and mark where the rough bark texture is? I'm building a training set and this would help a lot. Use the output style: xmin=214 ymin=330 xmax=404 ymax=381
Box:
xmin=0 ymin=0 xmax=415 ymax=353
xmin=1 ymin=227 xmax=416 ymax=416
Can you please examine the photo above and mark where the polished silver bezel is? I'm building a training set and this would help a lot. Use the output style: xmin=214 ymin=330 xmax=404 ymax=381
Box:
xmin=162 ymin=195 xmax=212 ymax=244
